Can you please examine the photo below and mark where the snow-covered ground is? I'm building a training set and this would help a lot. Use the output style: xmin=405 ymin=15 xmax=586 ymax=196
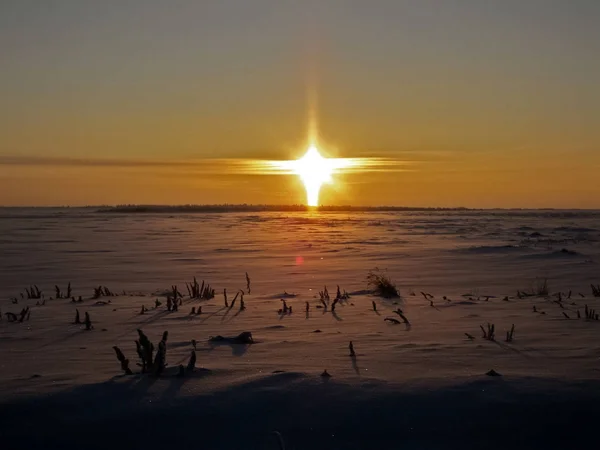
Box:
xmin=1 ymin=208 xmax=599 ymax=449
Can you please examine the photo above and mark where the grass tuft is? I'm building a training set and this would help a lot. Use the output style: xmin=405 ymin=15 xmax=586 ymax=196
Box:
xmin=367 ymin=269 xmax=399 ymax=298
xmin=533 ymin=278 xmax=550 ymax=297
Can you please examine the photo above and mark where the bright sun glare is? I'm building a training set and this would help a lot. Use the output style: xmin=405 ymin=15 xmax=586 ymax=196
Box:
xmin=277 ymin=145 xmax=354 ymax=206
xmin=291 ymin=146 xmax=333 ymax=206
xmin=261 ymin=145 xmax=368 ymax=206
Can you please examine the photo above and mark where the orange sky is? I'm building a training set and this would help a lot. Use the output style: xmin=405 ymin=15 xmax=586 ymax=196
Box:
xmin=1 ymin=1 xmax=599 ymax=207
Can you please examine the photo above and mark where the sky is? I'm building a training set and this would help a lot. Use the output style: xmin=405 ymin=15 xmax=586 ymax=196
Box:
xmin=1 ymin=0 xmax=599 ymax=208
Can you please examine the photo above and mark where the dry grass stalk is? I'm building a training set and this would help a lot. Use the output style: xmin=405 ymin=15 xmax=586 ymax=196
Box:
xmin=319 ymin=286 xmax=330 ymax=302
xmin=186 ymin=278 xmax=201 ymax=298
xmin=334 ymin=285 xmax=350 ymax=301
xmin=186 ymin=350 xmax=196 ymax=372
xmin=113 ymin=346 xmax=133 ymax=375
xmin=185 ymin=278 xmax=215 ymax=300
xmin=397 ymin=312 xmax=410 ymax=325
xmin=153 ymin=331 xmax=168 ymax=377
xmin=84 ymin=312 xmax=93 ymax=330
xmin=170 ymin=285 xmax=182 ymax=300
xmin=54 ymin=282 xmax=72 ymax=299
xmin=202 ymin=283 xmax=215 ymax=300
xmin=136 ymin=329 xmax=154 ymax=373
xmin=93 ymin=286 xmax=114 ymax=299
xmin=367 ymin=269 xmax=399 ymax=298
xmin=10 ymin=307 xmax=30 ymax=323
xmin=481 ymin=323 xmax=495 ymax=341
xmin=584 ymin=304 xmax=599 ymax=320
xmin=534 ymin=278 xmax=549 ymax=297
xmin=505 ymin=324 xmax=515 ymax=342
xmin=278 ymin=299 xmax=290 ymax=315
xmin=24 ymin=285 xmax=42 ymax=299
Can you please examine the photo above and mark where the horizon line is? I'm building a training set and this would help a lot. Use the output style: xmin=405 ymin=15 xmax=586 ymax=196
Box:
xmin=1 ymin=204 xmax=599 ymax=212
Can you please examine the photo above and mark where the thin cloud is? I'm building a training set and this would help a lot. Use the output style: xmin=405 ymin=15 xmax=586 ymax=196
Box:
xmin=0 ymin=156 xmax=186 ymax=168
xmin=0 ymin=155 xmax=421 ymax=175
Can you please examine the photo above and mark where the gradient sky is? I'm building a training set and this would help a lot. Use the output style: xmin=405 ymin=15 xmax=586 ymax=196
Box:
xmin=1 ymin=0 xmax=599 ymax=207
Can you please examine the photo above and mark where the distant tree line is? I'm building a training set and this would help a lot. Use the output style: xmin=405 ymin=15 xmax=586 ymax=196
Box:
xmin=96 ymin=204 xmax=473 ymax=214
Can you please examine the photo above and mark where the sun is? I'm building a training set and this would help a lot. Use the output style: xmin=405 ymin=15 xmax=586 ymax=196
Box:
xmin=290 ymin=146 xmax=335 ymax=206
xmin=264 ymin=144 xmax=360 ymax=206
xmin=285 ymin=145 xmax=356 ymax=206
